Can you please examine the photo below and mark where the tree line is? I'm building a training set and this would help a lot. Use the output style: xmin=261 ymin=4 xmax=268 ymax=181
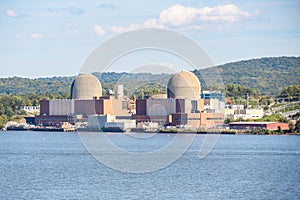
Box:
xmin=1 ymin=57 xmax=299 ymax=96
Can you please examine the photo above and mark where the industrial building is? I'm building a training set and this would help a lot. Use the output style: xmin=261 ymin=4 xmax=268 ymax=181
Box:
xmin=132 ymin=71 xmax=225 ymax=128
xmin=36 ymin=71 xmax=225 ymax=129
xmin=88 ymin=114 xmax=136 ymax=131
xmin=228 ymin=122 xmax=289 ymax=130
xmin=36 ymin=74 xmax=129 ymax=126
xmin=225 ymin=106 xmax=264 ymax=120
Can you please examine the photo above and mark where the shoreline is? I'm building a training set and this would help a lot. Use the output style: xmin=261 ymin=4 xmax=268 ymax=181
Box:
xmin=2 ymin=128 xmax=299 ymax=135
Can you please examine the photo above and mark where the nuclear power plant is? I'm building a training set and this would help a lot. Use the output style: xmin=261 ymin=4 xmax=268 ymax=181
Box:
xmin=36 ymin=73 xmax=129 ymax=128
xmin=35 ymin=71 xmax=225 ymax=131
xmin=132 ymin=71 xmax=224 ymax=128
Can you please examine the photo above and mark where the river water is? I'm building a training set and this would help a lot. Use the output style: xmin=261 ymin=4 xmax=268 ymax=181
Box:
xmin=0 ymin=131 xmax=299 ymax=200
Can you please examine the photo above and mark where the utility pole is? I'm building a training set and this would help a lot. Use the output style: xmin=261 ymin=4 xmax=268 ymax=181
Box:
xmin=245 ymin=93 xmax=249 ymax=109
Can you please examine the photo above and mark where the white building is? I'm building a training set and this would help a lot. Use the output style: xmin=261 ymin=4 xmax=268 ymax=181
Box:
xmin=88 ymin=114 xmax=115 ymax=130
xmin=23 ymin=106 xmax=40 ymax=113
xmin=203 ymin=99 xmax=225 ymax=113
xmin=225 ymin=108 xmax=264 ymax=120
xmin=104 ymin=120 xmax=136 ymax=131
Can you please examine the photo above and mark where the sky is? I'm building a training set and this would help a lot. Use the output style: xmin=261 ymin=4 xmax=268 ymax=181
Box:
xmin=1 ymin=0 xmax=300 ymax=78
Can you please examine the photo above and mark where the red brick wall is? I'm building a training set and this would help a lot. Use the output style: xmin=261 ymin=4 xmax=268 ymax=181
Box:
xmin=136 ymin=99 xmax=147 ymax=115
xmin=39 ymin=99 xmax=49 ymax=115
xmin=95 ymin=100 xmax=104 ymax=114
xmin=200 ymin=112 xmax=224 ymax=128
xmin=74 ymin=100 xmax=97 ymax=115
xmin=267 ymin=122 xmax=289 ymax=130
xmin=171 ymin=113 xmax=187 ymax=126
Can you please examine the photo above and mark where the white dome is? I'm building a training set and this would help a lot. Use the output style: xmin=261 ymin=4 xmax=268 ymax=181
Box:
xmin=167 ymin=71 xmax=201 ymax=99
xmin=71 ymin=74 xmax=102 ymax=100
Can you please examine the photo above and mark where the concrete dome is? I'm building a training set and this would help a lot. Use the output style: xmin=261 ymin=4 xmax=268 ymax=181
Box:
xmin=167 ymin=71 xmax=201 ymax=99
xmin=71 ymin=74 xmax=102 ymax=100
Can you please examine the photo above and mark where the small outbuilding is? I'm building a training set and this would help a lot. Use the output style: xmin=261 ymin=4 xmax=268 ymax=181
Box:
xmin=229 ymin=122 xmax=289 ymax=130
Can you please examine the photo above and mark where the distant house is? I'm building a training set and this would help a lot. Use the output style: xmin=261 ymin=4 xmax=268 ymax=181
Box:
xmin=229 ymin=122 xmax=289 ymax=130
xmin=23 ymin=106 xmax=40 ymax=112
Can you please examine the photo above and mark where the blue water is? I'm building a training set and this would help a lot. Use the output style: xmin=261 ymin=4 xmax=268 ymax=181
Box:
xmin=0 ymin=131 xmax=299 ymax=200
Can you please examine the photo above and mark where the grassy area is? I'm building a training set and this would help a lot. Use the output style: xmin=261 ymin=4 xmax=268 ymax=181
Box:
xmin=254 ymin=113 xmax=288 ymax=122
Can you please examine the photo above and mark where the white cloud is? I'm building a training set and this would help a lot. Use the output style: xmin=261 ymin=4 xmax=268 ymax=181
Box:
xmin=143 ymin=19 xmax=165 ymax=29
xmin=93 ymin=25 xmax=105 ymax=36
xmin=109 ymin=19 xmax=165 ymax=34
xmin=106 ymin=4 xmax=256 ymax=34
xmin=30 ymin=33 xmax=43 ymax=39
xmin=159 ymin=4 xmax=253 ymax=26
xmin=160 ymin=5 xmax=198 ymax=26
xmin=109 ymin=24 xmax=141 ymax=34
xmin=199 ymin=4 xmax=251 ymax=22
xmin=5 ymin=9 xmax=18 ymax=17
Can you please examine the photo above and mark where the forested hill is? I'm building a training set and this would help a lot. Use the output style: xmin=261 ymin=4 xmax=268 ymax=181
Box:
xmin=213 ymin=56 xmax=300 ymax=95
xmin=0 ymin=56 xmax=299 ymax=96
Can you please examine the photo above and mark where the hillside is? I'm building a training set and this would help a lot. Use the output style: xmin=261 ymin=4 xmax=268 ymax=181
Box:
xmin=214 ymin=56 xmax=300 ymax=95
xmin=0 ymin=56 xmax=299 ymax=96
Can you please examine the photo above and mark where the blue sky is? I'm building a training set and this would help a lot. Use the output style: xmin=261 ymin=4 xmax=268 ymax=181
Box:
xmin=1 ymin=0 xmax=300 ymax=77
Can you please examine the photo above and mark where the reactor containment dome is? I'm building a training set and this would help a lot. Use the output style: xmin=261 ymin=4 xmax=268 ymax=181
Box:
xmin=71 ymin=74 xmax=102 ymax=100
xmin=167 ymin=71 xmax=201 ymax=99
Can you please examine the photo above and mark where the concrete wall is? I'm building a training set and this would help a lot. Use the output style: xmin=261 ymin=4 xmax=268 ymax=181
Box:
xmin=146 ymin=98 xmax=176 ymax=116
xmin=112 ymin=99 xmax=129 ymax=116
xmin=74 ymin=100 xmax=98 ymax=115
xmin=198 ymin=99 xmax=204 ymax=112
xmin=88 ymin=114 xmax=115 ymax=130
xmin=115 ymin=85 xmax=124 ymax=100
xmin=49 ymin=99 xmax=74 ymax=115
xmin=176 ymin=99 xmax=192 ymax=113
xmin=105 ymin=120 xmax=136 ymax=129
